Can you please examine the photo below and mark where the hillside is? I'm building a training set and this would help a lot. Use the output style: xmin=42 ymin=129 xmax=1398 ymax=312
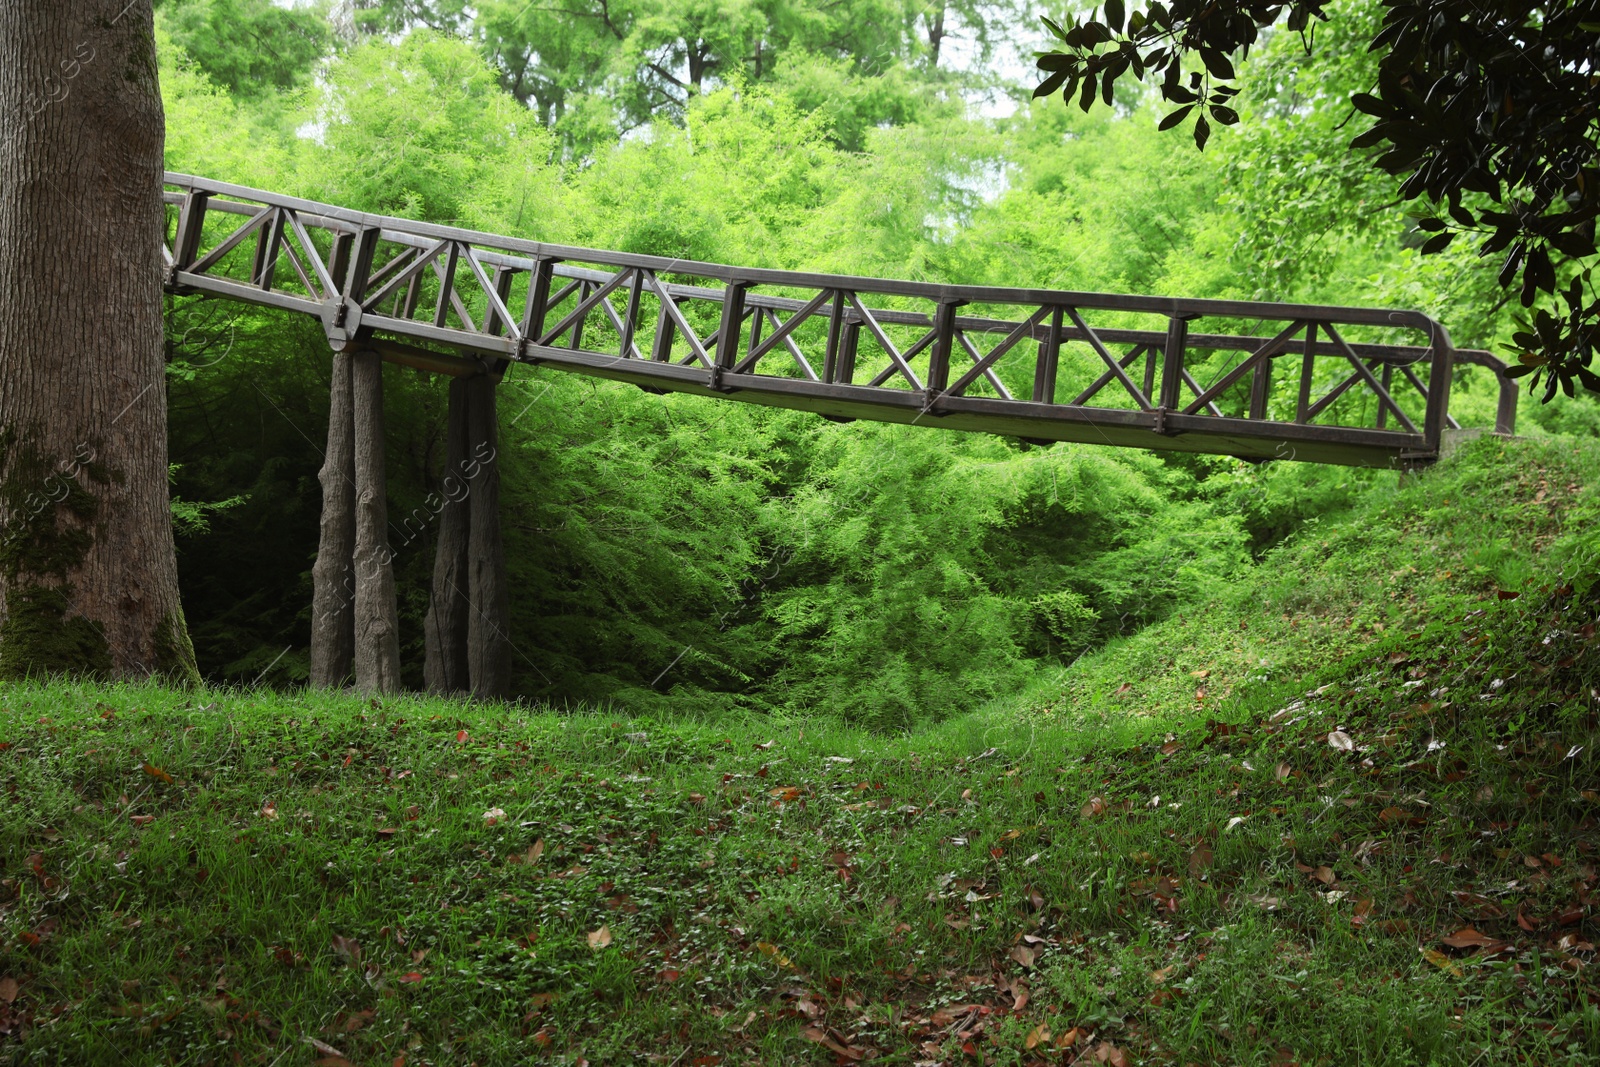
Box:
xmin=2 ymin=435 xmax=1598 ymax=1066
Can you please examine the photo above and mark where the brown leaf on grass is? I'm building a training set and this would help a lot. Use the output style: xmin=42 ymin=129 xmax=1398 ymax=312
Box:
xmin=800 ymin=1026 xmax=864 ymax=1061
xmin=1327 ymin=731 xmax=1355 ymax=752
xmin=1517 ymin=903 xmax=1541 ymax=932
xmin=330 ymin=936 xmax=361 ymax=965
xmin=1093 ymin=1041 xmax=1131 ymax=1066
xmin=587 ymin=925 xmax=612 ymax=950
xmin=1189 ymin=840 xmax=1214 ymax=880
xmin=1080 ymin=796 xmax=1108 ymax=818
xmin=0 ymin=977 xmax=17 ymax=1004
xmin=303 ymin=1036 xmax=346 ymax=1058
xmin=1056 ymin=1027 xmax=1087 ymax=1049
xmin=1190 ymin=669 xmax=1210 ymax=679
xmin=142 ymin=763 xmax=173 ymax=784
xmin=1160 ymin=740 xmax=1181 ymax=756
xmin=1421 ymin=947 xmax=1463 ymax=977
xmin=1451 ymin=891 xmax=1506 ymax=920
xmin=1440 ymin=927 xmax=1513 ymax=954
xmin=1024 ymin=1023 xmax=1051 ymax=1049
xmin=1008 ymin=944 xmax=1036 ymax=968
xmin=1311 ymin=866 xmax=1337 ymax=886
xmin=397 ymin=971 xmax=423 ymax=984
xmin=1274 ymin=761 xmax=1292 ymax=781
xmin=1010 ymin=977 xmax=1030 ymax=1012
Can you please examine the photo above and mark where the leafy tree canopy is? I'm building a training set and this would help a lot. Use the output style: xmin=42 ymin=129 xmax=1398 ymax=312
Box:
xmin=1032 ymin=0 xmax=1600 ymax=402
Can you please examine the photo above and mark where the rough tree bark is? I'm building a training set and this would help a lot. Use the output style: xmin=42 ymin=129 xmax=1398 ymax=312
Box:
xmin=465 ymin=374 xmax=509 ymax=699
xmin=423 ymin=374 xmax=470 ymax=694
xmin=310 ymin=353 xmax=355 ymax=687
xmin=0 ymin=0 xmax=197 ymax=679
xmin=350 ymin=349 xmax=401 ymax=692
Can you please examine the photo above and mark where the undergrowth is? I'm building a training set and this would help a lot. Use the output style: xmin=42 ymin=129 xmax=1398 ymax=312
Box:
xmin=1 ymin=436 xmax=1598 ymax=1066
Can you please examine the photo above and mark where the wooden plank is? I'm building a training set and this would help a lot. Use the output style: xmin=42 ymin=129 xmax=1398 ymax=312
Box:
xmin=1033 ymin=305 xmax=1064 ymax=405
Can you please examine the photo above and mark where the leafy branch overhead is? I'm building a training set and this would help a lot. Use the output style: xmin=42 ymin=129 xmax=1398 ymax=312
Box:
xmin=1033 ymin=0 xmax=1600 ymax=401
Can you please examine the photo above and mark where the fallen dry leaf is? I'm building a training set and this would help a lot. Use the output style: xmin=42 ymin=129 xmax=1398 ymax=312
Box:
xmin=482 ymin=807 xmax=507 ymax=826
xmin=1311 ymin=866 xmax=1337 ymax=886
xmin=0 ymin=977 xmax=17 ymax=1004
xmin=1024 ymin=1023 xmax=1051 ymax=1049
xmin=1327 ymin=731 xmax=1354 ymax=752
xmin=1080 ymin=796 xmax=1107 ymax=818
xmin=142 ymin=763 xmax=173 ymax=784
xmin=1008 ymin=944 xmax=1036 ymax=968
xmin=587 ymin=925 xmax=612 ymax=950
xmin=1421 ymin=947 xmax=1464 ymax=977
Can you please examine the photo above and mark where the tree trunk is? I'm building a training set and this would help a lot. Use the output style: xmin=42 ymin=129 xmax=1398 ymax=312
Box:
xmin=423 ymin=375 xmax=470 ymax=694
xmin=351 ymin=350 xmax=401 ymax=692
xmin=465 ymin=375 xmax=509 ymax=698
xmin=310 ymin=353 xmax=355 ymax=687
xmin=0 ymin=0 xmax=197 ymax=680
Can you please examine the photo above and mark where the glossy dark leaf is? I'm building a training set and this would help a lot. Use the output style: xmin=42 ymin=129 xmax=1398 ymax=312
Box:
xmin=1034 ymin=69 xmax=1070 ymax=99
xmin=1158 ymin=104 xmax=1195 ymax=131
xmin=1104 ymin=0 xmax=1125 ymax=34
xmin=1193 ymin=113 xmax=1211 ymax=151
xmin=1211 ymin=105 xmax=1240 ymax=126
xmin=1419 ymin=231 xmax=1454 ymax=254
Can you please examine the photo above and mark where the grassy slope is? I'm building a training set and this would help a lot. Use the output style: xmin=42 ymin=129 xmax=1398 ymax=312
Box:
xmin=2 ymin=436 xmax=1599 ymax=1067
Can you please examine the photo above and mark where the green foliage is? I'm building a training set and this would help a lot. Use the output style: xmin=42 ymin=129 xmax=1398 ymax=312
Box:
xmin=155 ymin=0 xmax=330 ymax=99
xmin=152 ymin=9 xmax=1585 ymax=727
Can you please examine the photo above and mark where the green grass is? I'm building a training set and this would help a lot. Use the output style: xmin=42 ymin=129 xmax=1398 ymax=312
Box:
xmin=3 ymin=437 xmax=1600 ymax=1066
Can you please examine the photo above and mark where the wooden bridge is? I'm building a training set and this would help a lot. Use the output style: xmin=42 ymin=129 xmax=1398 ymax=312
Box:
xmin=160 ymin=172 xmax=1518 ymax=698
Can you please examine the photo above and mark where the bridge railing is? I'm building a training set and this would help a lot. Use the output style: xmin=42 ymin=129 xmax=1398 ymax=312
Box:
xmin=162 ymin=172 xmax=1506 ymax=467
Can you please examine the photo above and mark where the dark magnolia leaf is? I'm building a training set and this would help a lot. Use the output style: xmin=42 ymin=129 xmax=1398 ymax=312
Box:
xmin=1102 ymin=67 xmax=1118 ymax=105
xmin=1034 ymin=69 xmax=1070 ymax=98
xmin=1504 ymin=362 xmax=1538 ymax=378
xmin=1419 ymin=232 xmax=1454 ymax=254
xmin=1128 ymin=9 xmax=1145 ymax=34
xmin=1036 ymin=52 xmax=1074 ymax=71
xmin=1200 ymin=48 xmax=1235 ymax=79
xmin=1211 ymin=105 xmax=1240 ymax=126
xmin=1447 ymin=203 xmax=1476 ymax=227
xmin=1415 ymin=217 xmax=1446 ymax=232
xmin=1349 ymin=127 xmax=1390 ymax=150
xmin=1105 ymin=0 xmax=1125 ymax=33
xmin=1194 ymin=112 xmax=1211 ymax=151
xmin=1080 ymin=72 xmax=1098 ymax=112
xmin=1498 ymin=242 xmax=1526 ymax=289
xmin=1158 ymin=104 xmax=1195 ymax=131
xmin=1040 ymin=15 xmax=1071 ymax=42
xmin=1082 ymin=21 xmax=1114 ymax=44
xmin=1528 ymin=245 xmax=1557 ymax=293
xmin=1350 ymin=92 xmax=1389 ymax=116
xmin=1148 ymin=1 xmax=1171 ymax=28
xmin=1550 ymin=231 xmax=1597 ymax=258
xmin=1576 ymin=365 xmax=1600 ymax=391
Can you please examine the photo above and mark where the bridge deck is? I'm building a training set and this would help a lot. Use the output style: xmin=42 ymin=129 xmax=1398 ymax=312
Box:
xmin=161 ymin=173 xmax=1514 ymax=468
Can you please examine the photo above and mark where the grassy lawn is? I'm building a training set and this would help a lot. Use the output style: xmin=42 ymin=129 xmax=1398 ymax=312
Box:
xmin=3 ymin=439 xmax=1600 ymax=1066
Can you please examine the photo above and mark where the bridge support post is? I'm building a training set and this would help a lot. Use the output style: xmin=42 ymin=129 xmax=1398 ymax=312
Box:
xmin=424 ymin=377 xmax=472 ymax=694
xmin=423 ymin=371 xmax=510 ymax=700
xmin=465 ymin=374 xmax=511 ymax=698
xmin=310 ymin=353 xmax=356 ymax=687
xmin=351 ymin=349 xmax=404 ymax=693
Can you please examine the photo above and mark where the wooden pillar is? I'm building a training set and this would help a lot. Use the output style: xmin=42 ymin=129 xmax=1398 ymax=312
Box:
xmin=423 ymin=376 xmax=472 ymax=693
xmin=351 ymin=349 xmax=403 ymax=693
xmin=465 ymin=374 xmax=510 ymax=699
xmin=310 ymin=354 xmax=356 ymax=687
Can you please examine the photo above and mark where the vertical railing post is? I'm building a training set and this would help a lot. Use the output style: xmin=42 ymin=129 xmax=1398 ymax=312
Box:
xmin=713 ymin=282 xmax=748 ymax=389
xmin=926 ymin=300 xmax=964 ymax=409
xmin=1422 ymin=321 xmax=1455 ymax=453
xmin=171 ymin=189 xmax=209 ymax=279
xmin=823 ymin=290 xmax=847 ymax=384
xmin=1033 ymin=305 xmax=1064 ymax=404
xmin=1294 ymin=324 xmax=1318 ymax=424
xmin=1249 ymin=348 xmax=1273 ymax=421
xmin=619 ymin=269 xmax=642 ymax=358
xmin=1157 ymin=315 xmax=1189 ymax=413
xmin=521 ymin=257 xmax=559 ymax=347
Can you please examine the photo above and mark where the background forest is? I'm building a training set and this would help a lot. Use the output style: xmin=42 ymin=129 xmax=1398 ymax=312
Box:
xmin=156 ymin=0 xmax=1599 ymax=728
